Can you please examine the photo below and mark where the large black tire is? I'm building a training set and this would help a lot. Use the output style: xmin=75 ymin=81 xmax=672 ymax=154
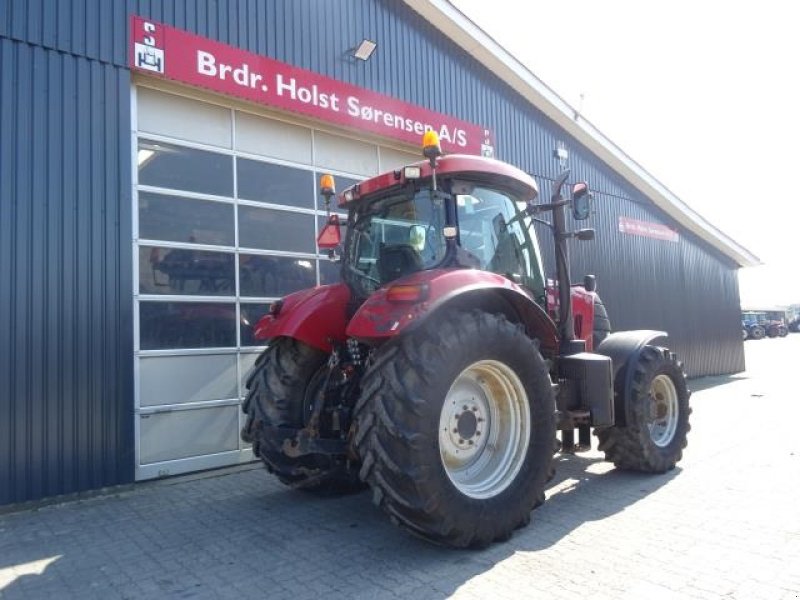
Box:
xmin=593 ymin=295 xmax=611 ymax=349
xmin=242 ymin=337 xmax=362 ymax=492
xmin=596 ymin=346 xmax=691 ymax=473
xmin=749 ymin=325 xmax=765 ymax=340
xmin=353 ymin=310 xmax=556 ymax=548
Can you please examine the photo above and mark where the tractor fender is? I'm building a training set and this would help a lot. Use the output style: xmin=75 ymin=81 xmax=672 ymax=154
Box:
xmin=346 ymin=269 xmax=559 ymax=354
xmin=252 ymin=283 xmax=351 ymax=353
xmin=595 ymin=330 xmax=668 ymax=427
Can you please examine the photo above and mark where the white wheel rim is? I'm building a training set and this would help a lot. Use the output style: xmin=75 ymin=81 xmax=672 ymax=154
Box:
xmin=648 ymin=374 xmax=679 ymax=447
xmin=438 ymin=360 xmax=531 ymax=499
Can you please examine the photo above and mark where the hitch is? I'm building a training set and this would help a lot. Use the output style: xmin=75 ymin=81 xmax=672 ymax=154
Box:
xmin=263 ymin=426 xmax=347 ymax=458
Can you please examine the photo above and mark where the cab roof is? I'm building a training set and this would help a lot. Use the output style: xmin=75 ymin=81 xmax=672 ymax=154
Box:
xmin=338 ymin=154 xmax=539 ymax=208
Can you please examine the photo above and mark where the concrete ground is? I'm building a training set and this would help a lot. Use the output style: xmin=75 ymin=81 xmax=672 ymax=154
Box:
xmin=1 ymin=335 xmax=799 ymax=599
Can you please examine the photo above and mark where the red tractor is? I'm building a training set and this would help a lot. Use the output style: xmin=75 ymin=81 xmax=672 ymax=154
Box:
xmin=242 ymin=132 xmax=691 ymax=548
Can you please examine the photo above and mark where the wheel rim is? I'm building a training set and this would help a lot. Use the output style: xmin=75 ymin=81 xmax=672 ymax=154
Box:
xmin=647 ymin=374 xmax=679 ymax=447
xmin=438 ymin=360 xmax=530 ymax=500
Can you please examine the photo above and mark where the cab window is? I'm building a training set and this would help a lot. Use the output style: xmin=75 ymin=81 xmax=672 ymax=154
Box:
xmin=454 ymin=184 xmax=544 ymax=297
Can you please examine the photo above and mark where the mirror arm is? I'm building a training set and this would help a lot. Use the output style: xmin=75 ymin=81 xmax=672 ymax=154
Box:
xmin=552 ymin=170 xmax=571 ymax=200
xmin=532 ymin=217 xmax=554 ymax=229
xmin=528 ymin=199 xmax=569 ymax=214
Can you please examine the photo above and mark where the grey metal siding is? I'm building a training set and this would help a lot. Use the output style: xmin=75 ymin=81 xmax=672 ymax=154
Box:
xmin=1 ymin=0 xmax=743 ymax=504
xmin=0 ymin=36 xmax=134 ymax=506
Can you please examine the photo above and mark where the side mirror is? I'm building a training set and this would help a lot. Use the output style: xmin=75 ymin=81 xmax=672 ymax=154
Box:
xmin=571 ymin=182 xmax=592 ymax=220
xmin=317 ymin=214 xmax=342 ymax=249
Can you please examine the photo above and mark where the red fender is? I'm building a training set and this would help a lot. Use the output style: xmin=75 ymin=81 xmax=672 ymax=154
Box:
xmin=571 ymin=286 xmax=596 ymax=351
xmin=253 ymin=283 xmax=350 ymax=352
xmin=546 ymin=283 xmax=597 ymax=351
xmin=346 ymin=269 xmax=559 ymax=353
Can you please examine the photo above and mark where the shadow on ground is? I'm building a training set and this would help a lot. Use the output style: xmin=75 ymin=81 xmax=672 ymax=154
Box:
xmin=0 ymin=453 xmax=679 ymax=599
xmin=687 ymin=373 xmax=748 ymax=393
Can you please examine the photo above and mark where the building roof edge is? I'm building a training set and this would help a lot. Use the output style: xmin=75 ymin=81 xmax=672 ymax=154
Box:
xmin=403 ymin=0 xmax=761 ymax=268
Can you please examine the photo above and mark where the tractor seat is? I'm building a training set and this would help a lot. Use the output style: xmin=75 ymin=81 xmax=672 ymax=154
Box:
xmin=377 ymin=244 xmax=423 ymax=283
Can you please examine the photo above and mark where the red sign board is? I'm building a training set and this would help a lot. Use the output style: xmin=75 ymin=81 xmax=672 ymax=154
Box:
xmin=618 ymin=216 xmax=679 ymax=243
xmin=130 ymin=17 xmax=494 ymax=155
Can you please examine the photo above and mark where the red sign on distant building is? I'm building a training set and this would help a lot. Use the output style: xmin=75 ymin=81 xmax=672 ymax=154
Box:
xmin=618 ymin=216 xmax=679 ymax=243
xmin=130 ymin=17 xmax=495 ymax=156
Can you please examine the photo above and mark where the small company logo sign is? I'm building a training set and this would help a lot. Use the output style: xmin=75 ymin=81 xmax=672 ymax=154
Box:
xmin=480 ymin=129 xmax=495 ymax=158
xmin=134 ymin=21 xmax=165 ymax=74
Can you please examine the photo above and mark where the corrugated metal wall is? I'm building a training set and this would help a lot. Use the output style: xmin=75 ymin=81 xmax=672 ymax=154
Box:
xmin=0 ymin=29 xmax=134 ymax=506
xmin=0 ymin=0 xmax=743 ymax=505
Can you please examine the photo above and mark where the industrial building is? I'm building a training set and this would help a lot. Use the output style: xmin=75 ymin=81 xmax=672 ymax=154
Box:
xmin=0 ymin=0 xmax=759 ymax=506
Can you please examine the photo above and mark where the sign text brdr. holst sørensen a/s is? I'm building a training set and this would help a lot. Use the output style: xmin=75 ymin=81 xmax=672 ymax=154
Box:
xmin=131 ymin=17 xmax=495 ymax=156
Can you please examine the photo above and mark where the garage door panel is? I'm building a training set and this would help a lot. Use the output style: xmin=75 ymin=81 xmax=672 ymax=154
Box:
xmin=139 ymin=406 xmax=239 ymax=465
xmin=235 ymin=111 xmax=312 ymax=164
xmin=314 ymin=131 xmax=378 ymax=176
xmin=138 ymin=88 xmax=232 ymax=148
xmin=379 ymin=146 xmax=419 ymax=171
xmin=139 ymin=354 xmax=238 ymax=407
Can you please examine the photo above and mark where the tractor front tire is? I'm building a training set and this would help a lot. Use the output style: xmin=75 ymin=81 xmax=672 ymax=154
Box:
xmin=353 ymin=310 xmax=556 ymax=548
xmin=596 ymin=346 xmax=691 ymax=473
xmin=242 ymin=337 xmax=361 ymax=493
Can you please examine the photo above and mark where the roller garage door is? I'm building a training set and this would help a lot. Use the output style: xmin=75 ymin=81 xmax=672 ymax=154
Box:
xmin=133 ymin=85 xmax=416 ymax=480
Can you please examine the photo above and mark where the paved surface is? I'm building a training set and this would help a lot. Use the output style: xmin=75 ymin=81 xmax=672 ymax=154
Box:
xmin=2 ymin=336 xmax=800 ymax=599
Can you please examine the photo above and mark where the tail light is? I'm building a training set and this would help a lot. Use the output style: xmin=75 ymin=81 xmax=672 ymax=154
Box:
xmin=386 ymin=283 xmax=429 ymax=303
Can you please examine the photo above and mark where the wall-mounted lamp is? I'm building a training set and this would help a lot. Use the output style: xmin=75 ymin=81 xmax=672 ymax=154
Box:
xmin=353 ymin=39 xmax=377 ymax=61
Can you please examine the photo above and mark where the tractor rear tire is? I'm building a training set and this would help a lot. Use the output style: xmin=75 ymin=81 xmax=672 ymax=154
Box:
xmin=593 ymin=295 xmax=612 ymax=350
xmin=242 ymin=337 xmax=362 ymax=493
xmin=596 ymin=346 xmax=691 ymax=473
xmin=749 ymin=325 xmax=765 ymax=340
xmin=353 ymin=310 xmax=556 ymax=548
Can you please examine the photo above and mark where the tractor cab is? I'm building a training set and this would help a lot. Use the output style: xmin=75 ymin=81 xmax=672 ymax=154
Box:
xmin=324 ymin=155 xmax=547 ymax=305
xmin=316 ymin=131 xmax=594 ymax=352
